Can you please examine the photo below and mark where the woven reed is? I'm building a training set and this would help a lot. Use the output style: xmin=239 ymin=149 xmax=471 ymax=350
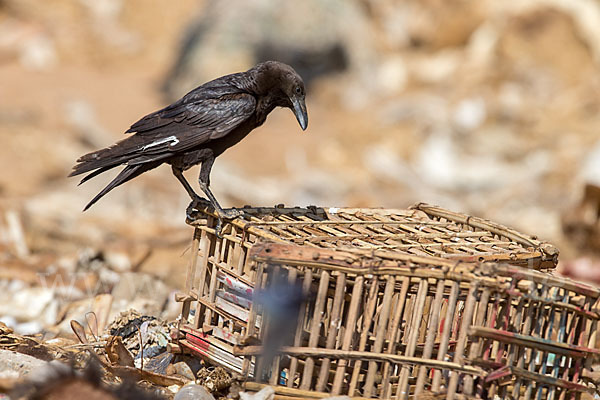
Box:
xmin=173 ymin=205 xmax=596 ymax=399
xmin=186 ymin=203 xmax=558 ymax=270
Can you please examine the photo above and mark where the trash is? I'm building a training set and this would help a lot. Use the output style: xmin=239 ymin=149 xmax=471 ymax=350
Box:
xmin=143 ymin=351 xmax=173 ymax=375
xmin=174 ymin=384 xmax=215 ymax=400
xmin=195 ymin=366 xmax=231 ymax=393
xmin=106 ymin=309 xmax=171 ymax=371
xmin=239 ymin=386 xmax=275 ymax=400
xmin=105 ymin=335 xmax=134 ymax=367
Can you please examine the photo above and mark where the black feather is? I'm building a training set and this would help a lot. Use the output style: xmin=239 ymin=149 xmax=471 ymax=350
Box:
xmin=78 ymin=165 xmax=117 ymax=185
xmin=82 ymin=162 xmax=160 ymax=211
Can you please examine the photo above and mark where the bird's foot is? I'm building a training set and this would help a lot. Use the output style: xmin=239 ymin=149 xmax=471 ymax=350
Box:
xmin=186 ymin=197 xmax=213 ymax=220
xmin=214 ymin=208 xmax=244 ymax=239
xmin=217 ymin=208 xmax=244 ymax=220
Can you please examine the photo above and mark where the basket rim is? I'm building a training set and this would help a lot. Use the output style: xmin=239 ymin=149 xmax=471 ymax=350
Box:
xmin=248 ymin=241 xmax=600 ymax=299
xmin=186 ymin=203 xmax=559 ymax=268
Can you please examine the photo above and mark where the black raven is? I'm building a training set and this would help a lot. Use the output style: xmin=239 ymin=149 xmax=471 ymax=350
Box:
xmin=70 ymin=61 xmax=308 ymax=228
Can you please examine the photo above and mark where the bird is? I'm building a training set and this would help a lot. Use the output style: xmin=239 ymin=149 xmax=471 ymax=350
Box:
xmin=69 ymin=61 xmax=308 ymax=231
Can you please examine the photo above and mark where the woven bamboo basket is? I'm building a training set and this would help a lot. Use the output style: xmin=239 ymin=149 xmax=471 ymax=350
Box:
xmin=172 ymin=205 xmax=595 ymax=399
xmin=243 ymin=243 xmax=599 ymax=399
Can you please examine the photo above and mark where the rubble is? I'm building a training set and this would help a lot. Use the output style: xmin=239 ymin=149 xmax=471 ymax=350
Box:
xmin=239 ymin=386 xmax=274 ymax=400
xmin=0 ymin=350 xmax=47 ymax=380
xmin=195 ymin=367 xmax=231 ymax=394
xmin=174 ymin=384 xmax=215 ymax=400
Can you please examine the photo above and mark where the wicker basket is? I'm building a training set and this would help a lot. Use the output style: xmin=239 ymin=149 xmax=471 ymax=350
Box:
xmin=172 ymin=205 xmax=596 ymax=399
xmin=243 ymin=243 xmax=599 ymax=399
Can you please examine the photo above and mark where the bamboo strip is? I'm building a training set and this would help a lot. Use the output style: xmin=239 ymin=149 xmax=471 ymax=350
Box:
xmin=364 ymin=276 xmax=396 ymax=397
xmin=468 ymin=327 xmax=599 ymax=357
xmin=242 ymin=261 xmax=264 ymax=376
xmin=194 ymin=221 xmax=213 ymax=329
xmin=411 ymin=203 xmax=553 ymax=253
xmin=511 ymin=282 xmax=539 ymax=398
xmin=234 ymin=346 xmax=482 ymax=375
xmin=267 ymin=266 xmax=283 ymax=386
xmin=287 ymin=268 xmax=313 ymax=388
xmin=397 ymin=279 xmax=428 ymax=400
xmin=182 ymin=228 xmax=202 ymax=322
xmin=332 ymin=276 xmax=364 ymax=394
xmin=415 ymin=278 xmax=446 ymax=395
xmin=243 ymin=381 xmax=369 ymax=400
xmin=381 ymin=276 xmax=410 ymax=399
xmin=432 ymin=281 xmax=459 ymax=391
xmin=316 ymin=272 xmax=346 ymax=392
xmin=446 ymin=282 xmax=479 ymax=399
xmin=300 ymin=270 xmax=330 ymax=390
xmin=205 ymin=236 xmax=222 ymax=327
xmin=348 ymin=276 xmax=379 ymax=395
xmin=534 ymin=286 xmax=560 ymax=400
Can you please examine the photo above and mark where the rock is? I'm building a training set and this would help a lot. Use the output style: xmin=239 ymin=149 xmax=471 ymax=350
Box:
xmin=55 ymin=294 xmax=113 ymax=337
xmin=19 ymin=34 xmax=57 ymax=71
xmin=24 ymin=359 xmax=71 ymax=386
xmin=11 ymin=321 xmax=45 ymax=336
xmin=582 ymin=140 xmax=600 ymax=187
xmin=104 ymin=251 xmax=131 ymax=273
xmin=375 ymin=55 xmax=408 ymax=95
xmin=174 ymin=384 xmax=215 ymax=400
xmin=0 ymin=286 xmax=55 ymax=323
xmin=239 ymin=386 xmax=275 ymax=400
xmin=409 ymin=49 xmax=461 ymax=84
xmin=161 ymin=290 xmax=182 ymax=321
xmin=452 ymin=97 xmax=486 ymax=132
xmin=0 ymin=349 xmax=47 ymax=380
xmin=169 ymin=361 xmax=195 ymax=381
xmin=110 ymin=272 xmax=170 ymax=319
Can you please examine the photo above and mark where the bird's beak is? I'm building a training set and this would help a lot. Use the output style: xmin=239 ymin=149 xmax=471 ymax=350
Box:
xmin=291 ymin=97 xmax=308 ymax=131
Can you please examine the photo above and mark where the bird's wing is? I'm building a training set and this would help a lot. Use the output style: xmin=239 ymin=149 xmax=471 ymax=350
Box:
xmin=69 ymin=89 xmax=255 ymax=176
xmin=125 ymin=91 xmax=256 ymax=157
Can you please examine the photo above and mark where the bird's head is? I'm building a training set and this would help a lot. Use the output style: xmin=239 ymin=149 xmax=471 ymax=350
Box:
xmin=254 ymin=61 xmax=308 ymax=131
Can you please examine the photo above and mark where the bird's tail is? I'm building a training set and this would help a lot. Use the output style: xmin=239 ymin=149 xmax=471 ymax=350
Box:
xmin=82 ymin=162 xmax=160 ymax=211
xmin=69 ymin=140 xmax=134 ymax=179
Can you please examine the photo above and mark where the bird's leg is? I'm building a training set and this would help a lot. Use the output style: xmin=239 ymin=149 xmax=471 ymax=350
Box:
xmin=198 ymin=157 xmax=243 ymax=237
xmin=171 ymin=166 xmax=211 ymax=218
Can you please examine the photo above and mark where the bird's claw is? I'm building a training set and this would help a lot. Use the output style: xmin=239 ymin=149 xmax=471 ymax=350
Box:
xmin=186 ymin=197 xmax=212 ymax=220
xmin=218 ymin=208 xmax=244 ymax=219
xmin=214 ymin=208 xmax=244 ymax=239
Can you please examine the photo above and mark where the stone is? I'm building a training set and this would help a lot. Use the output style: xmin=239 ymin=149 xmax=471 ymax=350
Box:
xmin=0 ymin=349 xmax=47 ymax=380
xmin=239 ymin=386 xmax=275 ymax=400
xmin=174 ymin=384 xmax=215 ymax=400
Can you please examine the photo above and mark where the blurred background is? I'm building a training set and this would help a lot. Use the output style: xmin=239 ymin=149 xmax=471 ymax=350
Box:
xmin=1 ymin=0 xmax=600 ymax=333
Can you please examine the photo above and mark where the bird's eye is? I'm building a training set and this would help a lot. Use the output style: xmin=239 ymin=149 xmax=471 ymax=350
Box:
xmin=295 ymin=86 xmax=302 ymax=95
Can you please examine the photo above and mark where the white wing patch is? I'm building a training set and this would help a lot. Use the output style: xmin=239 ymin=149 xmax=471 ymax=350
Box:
xmin=141 ymin=135 xmax=180 ymax=151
